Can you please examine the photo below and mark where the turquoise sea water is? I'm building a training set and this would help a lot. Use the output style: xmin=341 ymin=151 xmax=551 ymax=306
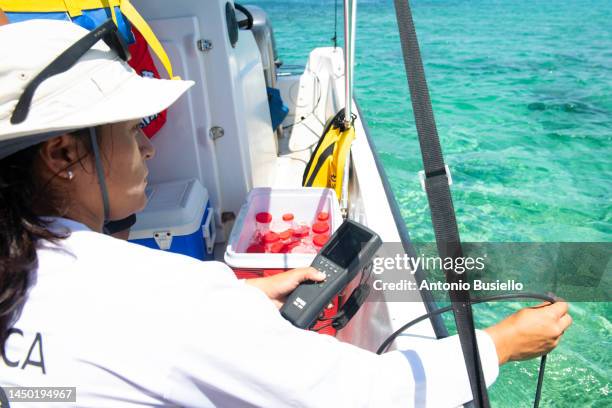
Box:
xmin=250 ymin=0 xmax=610 ymax=406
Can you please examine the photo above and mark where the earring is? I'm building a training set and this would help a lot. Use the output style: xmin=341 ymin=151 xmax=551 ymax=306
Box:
xmin=67 ymin=170 xmax=74 ymax=180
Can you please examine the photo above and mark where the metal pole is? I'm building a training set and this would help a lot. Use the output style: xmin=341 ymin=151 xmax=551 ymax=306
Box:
xmin=349 ymin=0 xmax=357 ymax=112
xmin=341 ymin=0 xmax=357 ymax=213
xmin=343 ymin=0 xmax=351 ymax=126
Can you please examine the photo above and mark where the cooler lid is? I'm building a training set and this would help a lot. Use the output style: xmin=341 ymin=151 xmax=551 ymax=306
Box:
xmin=129 ymin=178 xmax=208 ymax=239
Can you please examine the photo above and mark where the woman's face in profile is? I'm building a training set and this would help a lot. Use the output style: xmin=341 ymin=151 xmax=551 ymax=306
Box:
xmin=96 ymin=120 xmax=155 ymax=221
xmin=49 ymin=120 xmax=156 ymax=227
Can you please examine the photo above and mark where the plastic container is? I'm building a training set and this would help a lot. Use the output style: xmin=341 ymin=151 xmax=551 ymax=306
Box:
xmin=228 ymin=187 xmax=343 ymax=337
xmin=224 ymin=187 xmax=342 ymax=269
xmin=129 ymin=178 xmax=216 ymax=260
xmin=255 ymin=212 xmax=272 ymax=236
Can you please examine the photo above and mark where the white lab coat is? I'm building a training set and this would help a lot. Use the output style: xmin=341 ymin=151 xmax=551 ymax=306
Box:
xmin=0 ymin=217 xmax=498 ymax=407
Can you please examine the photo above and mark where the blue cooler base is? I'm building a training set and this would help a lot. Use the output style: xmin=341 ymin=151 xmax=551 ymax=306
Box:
xmin=130 ymin=206 xmax=213 ymax=261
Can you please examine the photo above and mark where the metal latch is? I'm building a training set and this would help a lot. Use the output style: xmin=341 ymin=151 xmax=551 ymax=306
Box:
xmin=418 ymin=165 xmax=453 ymax=192
xmin=202 ymin=208 xmax=217 ymax=255
xmin=153 ymin=231 xmax=173 ymax=250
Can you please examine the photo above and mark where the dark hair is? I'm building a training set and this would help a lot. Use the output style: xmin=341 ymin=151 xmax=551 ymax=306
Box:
xmin=0 ymin=129 xmax=93 ymax=347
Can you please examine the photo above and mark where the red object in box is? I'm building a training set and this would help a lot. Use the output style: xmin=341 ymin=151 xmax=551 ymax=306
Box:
xmin=256 ymin=212 xmax=273 ymax=223
xmin=293 ymin=226 xmax=310 ymax=238
xmin=270 ymin=242 xmax=290 ymax=253
xmin=312 ymin=221 xmax=329 ymax=234
xmin=313 ymin=234 xmax=330 ymax=247
xmin=279 ymin=229 xmax=293 ymax=240
xmin=263 ymin=231 xmax=280 ymax=243
xmin=286 ymin=239 xmax=301 ymax=251
xmin=246 ymin=244 xmax=265 ymax=253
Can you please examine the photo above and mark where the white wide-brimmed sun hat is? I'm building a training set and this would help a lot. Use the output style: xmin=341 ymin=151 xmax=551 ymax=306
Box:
xmin=0 ymin=19 xmax=194 ymax=159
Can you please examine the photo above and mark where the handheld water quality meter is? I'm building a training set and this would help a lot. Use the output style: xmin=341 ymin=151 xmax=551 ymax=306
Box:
xmin=281 ymin=219 xmax=382 ymax=329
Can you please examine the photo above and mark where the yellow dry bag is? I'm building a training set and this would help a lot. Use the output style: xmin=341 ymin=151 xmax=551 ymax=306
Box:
xmin=302 ymin=109 xmax=355 ymax=201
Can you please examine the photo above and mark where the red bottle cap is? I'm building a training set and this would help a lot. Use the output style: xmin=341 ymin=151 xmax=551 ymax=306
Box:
xmin=317 ymin=212 xmax=329 ymax=221
xmin=293 ymin=226 xmax=310 ymax=238
xmin=270 ymin=242 xmax=289 ymax=253
xmin=313 ymin=234 xmax=330 ymax=247
xmin=246 ymin=244 xmax=265 ymax=253
xmin=312 ymin=221 xmax=329 ymax=234
xmin=255 ymin=212 xmax=272 ymax=223
xmin=263 ymin=231 xmax=280 ymax=243
xmin=286 ymin=240 xmax=301 ymax=251
xmin=279 ymin=229 xmax=293 ymax=240
xmin=282 ymin=213 xmax=294 ymax=221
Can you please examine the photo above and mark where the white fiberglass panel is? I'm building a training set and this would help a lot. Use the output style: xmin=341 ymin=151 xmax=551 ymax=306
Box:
xmin=133 ymin=0 xmax=277 ymax=240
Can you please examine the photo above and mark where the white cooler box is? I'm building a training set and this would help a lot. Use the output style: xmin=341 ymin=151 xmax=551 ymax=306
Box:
xmin=129 ymin=178 xmax=215 ymax=260
xmin=224 ymin=187 xmax=342 ymax=269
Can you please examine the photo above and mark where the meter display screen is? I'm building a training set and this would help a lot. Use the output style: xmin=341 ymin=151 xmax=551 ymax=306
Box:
xmin=321 ymin=222 xmax=373 ymax=268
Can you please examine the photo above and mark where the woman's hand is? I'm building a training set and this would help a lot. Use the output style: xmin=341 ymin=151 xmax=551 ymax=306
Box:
xmin=245 ymin=267 xmax=327 ymax=309
xmin=485 ymin=301 xmax=572 ymax=365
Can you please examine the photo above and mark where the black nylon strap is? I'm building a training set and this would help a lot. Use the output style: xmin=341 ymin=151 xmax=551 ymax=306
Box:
xmin=90 ymin=128 xmax=110 ymax=223
xmin=104 ymin=214 xmax=137 ymax=235
xmin=304 ymin=143 xmax=335 ymax=187
xmin=392 ymin=1 xmax=490 ymax=407
xmin=331 ymin=283 xmax=370 ymax=330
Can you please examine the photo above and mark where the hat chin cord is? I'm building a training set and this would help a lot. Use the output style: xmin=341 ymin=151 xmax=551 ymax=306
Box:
xmin=88 ymin=127 xmax=110 ymax=227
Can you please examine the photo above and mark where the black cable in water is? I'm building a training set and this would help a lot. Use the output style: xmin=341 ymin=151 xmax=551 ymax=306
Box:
xmin=376 ymin=292 xmax=555 ymax=408
xmin=534 ymin=354 xmax=546 ymax=408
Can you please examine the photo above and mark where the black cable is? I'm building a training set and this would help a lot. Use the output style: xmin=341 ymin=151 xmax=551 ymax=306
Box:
xmin=234 ymin=3 xmax=254 ymax=30
xmin=376 ymin=292 xmax=555 ymax=408
xmin=313 ymin=322 xmax=333 ymax=332
xmin=359 ymin=262 xmax=373 ymax=285
xmin=377 ymin=293 xmax=555 ymax=354
xmin=534 ymin=354 xmax=547 ymax=408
